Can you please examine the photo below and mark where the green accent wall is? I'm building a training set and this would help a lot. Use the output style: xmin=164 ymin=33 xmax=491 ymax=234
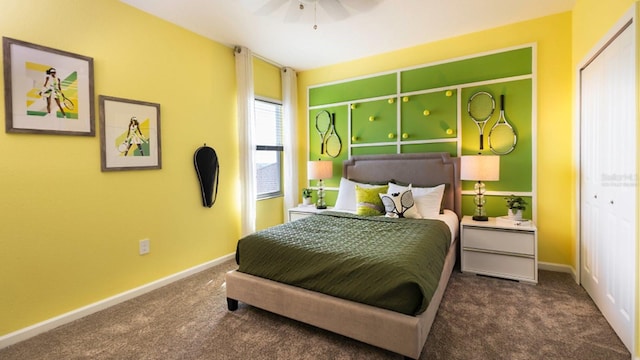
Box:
xmin=308 ymin=46 xmax=534 ymax=216
xmin=309 ymin=73 xmax=396 ymax=106
xmin=401 ymin=47 xmax=532 ymax=92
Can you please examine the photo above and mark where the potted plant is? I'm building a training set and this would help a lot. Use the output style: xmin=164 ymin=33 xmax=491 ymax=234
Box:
xmin=302 ymin=188 xmax=313 ymax=206
xmin=504 ymin=195 xmax=527 ymax=220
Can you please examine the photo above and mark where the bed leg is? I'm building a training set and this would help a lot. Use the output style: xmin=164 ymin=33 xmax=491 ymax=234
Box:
xmin=227 ymin=298 xmax=238 ymax=311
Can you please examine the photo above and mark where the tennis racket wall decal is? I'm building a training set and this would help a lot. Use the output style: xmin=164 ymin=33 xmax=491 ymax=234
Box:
xmin=489 ymin=94 xmax=517 ymax=155
xmin=325 ymin=112 xmax=342 ymax=158
xmin=467 ymin=91 xmax=495 ymax=150
xmin=315 ymin=110 xmax=331 ymax=155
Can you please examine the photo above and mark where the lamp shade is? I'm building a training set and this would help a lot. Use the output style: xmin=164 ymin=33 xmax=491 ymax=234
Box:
xmin=460 ymin=155 xmax=500 ymax=181
xmin=308 ymin=160 xmax=333 ymax=180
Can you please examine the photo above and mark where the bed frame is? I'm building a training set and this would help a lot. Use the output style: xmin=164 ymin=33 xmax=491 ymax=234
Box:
xmin=226 ymin=152 xmax=461 ymax=359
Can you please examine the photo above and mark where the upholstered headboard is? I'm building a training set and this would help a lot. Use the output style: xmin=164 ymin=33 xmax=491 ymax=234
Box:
xmin=342 ymin=152 xmax=461 ymax=220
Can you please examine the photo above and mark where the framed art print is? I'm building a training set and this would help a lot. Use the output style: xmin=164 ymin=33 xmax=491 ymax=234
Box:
xmin=3 ymin=37 xmax=94 ymax=135
xmin=99 ymin=95 xmax=162 ymax=171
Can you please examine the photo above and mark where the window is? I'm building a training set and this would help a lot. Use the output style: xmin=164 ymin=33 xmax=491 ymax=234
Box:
xmin=254 ymin=98 xmax=283 ymax=199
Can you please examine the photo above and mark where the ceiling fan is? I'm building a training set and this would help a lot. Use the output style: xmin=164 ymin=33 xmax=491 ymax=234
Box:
xmin=245 ymin=0 xmax=382 ymax=28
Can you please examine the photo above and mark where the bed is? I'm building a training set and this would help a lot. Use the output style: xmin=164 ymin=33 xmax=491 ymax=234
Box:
xmin=225 ymin=152 xmax=461 ymax=359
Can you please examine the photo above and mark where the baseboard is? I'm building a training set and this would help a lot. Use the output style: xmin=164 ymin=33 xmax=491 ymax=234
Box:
xmin=538 ymin=261 xmax=577 ymax=282
xmin=0 ymin=252 xmax=236 ymax=350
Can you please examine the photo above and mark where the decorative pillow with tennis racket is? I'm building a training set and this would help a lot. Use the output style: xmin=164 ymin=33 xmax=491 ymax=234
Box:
xmin=379 ymin=188 xmax=418 ymax=218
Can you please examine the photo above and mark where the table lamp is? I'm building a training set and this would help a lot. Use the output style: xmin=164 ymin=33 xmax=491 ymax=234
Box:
xmin=307 ymin=160 xmax=333 ymax=209
xmin=461 ymin=155 xmax=500 ymax=221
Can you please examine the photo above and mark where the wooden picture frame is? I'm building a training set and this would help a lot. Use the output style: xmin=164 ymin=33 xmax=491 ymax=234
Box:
xmin=99 ymin=95 xmax=162 ymax=171
xmin=3 ymin=37 xmax=95 ymax=135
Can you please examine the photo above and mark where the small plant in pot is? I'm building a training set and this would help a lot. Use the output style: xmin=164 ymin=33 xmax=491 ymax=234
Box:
xmin=302 ymin=188 xmax=313 ymax=206
xmin=504 ymin=195 xmax=527 ymax=220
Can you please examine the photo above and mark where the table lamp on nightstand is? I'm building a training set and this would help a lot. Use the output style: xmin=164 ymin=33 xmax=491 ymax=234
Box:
xmin=461 ymin=155 xmax=500 ymax=221
xmin=307 ymin=160 xmax=333 ymax=209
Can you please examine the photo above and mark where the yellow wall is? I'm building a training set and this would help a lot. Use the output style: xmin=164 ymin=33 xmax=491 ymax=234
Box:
xmin=298 ymin=12 xmax=574 ymax=266
xmin=0 ymin=0 xmax=240 ymax=335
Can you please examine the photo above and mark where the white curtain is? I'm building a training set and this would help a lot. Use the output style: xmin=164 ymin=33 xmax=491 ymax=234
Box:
xmin=281 ymin=67 xmax=299 ymax=221
xmin=235 ymin=46 xmax=256 ymax=236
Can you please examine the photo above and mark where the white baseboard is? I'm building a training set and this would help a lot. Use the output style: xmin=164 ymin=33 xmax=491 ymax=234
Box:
xmin=0 ymin=253 xmax=236 ymax=350
xmin=538 ymin=261 xmax=577 ymax=282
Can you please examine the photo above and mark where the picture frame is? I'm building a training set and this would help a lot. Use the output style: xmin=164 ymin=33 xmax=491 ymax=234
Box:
xmin=99 ymin=95 xmax=162 ymax=171
xmin=3 ymin=37 xmax=95 ymax=135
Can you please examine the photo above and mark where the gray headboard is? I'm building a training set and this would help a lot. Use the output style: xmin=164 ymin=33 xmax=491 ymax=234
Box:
xmin=342 ymin=152 xmax=461 ymax=220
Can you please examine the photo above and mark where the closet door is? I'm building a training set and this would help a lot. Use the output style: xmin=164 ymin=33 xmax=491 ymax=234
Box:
xmin=580 ymin=20 xmax=636 ymax=352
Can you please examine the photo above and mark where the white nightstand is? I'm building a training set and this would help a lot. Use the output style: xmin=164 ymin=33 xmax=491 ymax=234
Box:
xmin=288 ymin=205 xmax=332 ymax=222
xmin=461 ymin=216 xmax=538 ymax=284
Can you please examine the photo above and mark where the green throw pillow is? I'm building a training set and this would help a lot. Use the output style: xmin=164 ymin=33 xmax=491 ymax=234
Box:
xmin=355 ymin=185 xmax=388 ymax=216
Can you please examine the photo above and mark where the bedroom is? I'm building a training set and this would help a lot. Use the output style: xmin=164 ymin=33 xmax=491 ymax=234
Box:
xmin=0 ymin=0 xmax=637 ymax=358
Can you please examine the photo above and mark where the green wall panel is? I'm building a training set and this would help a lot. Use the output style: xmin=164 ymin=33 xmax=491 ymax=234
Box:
xmin=351 ymin=99 xmax=397 ymax=144
xmin=460 ymin=79 xmax=532 ymax=192
xmin=401 ymin=47 xmax=532 ymax=93
xmin=401 ymin=142 xmax=458 ymax=157
xmin=351 ymin=145 xmax=397 ymax=156
xmin=462 ymin=195 xmax=533 ymax=220
xmin=309 ymin=73 xmax=397 ymax=106
xmin=400 ymin=90 xmax=457 ymax=140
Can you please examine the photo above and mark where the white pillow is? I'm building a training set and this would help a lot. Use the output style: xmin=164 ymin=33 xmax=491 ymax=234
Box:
xmin=334 ymin=177 xmax=383 ymax=212
xmin=379 ymin=186 xmax=421 ymax=219
xmin=387 ymin=182 xmax=445 ymax=219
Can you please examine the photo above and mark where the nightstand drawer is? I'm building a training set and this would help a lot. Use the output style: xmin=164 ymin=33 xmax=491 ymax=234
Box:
xmin=289 ymin=211 xmax=312 ymax=221
xmin=464 ymin=227 xmax=534 ymax=255
xmin=463 ymin=250 xmax=536 ymax=282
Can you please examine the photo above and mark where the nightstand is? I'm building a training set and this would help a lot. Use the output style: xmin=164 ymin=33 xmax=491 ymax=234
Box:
xmin=287 ymin=205 xmax=332 ymax=222
xmin=461 ymin=216 xmax=538 ymax=283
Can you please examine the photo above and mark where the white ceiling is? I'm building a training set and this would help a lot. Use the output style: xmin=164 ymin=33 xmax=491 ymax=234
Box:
xmin=120 ymin=0 xmax=575 ymax=71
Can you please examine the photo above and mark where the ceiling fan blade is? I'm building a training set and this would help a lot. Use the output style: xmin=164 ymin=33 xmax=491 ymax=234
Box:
xmin=340 ymin=0 xmax=382 ymax=12
xmin=254 ymin=0 xmax=289 ymax=15
xmin=321 ymin=0 xmax=349 ymax=20
xmin=283 ymin=0 xmax=304 ymax=22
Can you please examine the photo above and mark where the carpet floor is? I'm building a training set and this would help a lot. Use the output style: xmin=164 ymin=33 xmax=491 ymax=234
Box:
xmin=0 ymin=260 xmax=630 ymax=359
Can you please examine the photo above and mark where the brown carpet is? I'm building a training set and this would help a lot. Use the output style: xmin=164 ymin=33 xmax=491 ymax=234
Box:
xmin=0 ymin=260 xmax=630 ymax=360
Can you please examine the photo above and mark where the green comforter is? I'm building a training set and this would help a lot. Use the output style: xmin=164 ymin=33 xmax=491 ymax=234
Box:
xmin=236 ymin=211 xmax=451 ymax=316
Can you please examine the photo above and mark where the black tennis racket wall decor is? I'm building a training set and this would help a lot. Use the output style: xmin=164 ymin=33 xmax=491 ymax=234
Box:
xmin=194 ymin=144 xmax=220 ymax=208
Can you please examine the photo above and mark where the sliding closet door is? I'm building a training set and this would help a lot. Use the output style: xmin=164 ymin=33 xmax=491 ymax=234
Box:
xmin=580 ymin=20 xmax=636 ymax=352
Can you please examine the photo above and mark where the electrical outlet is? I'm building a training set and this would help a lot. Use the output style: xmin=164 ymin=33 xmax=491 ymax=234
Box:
xmin=139 ymin=239 xmax=150 ymax=255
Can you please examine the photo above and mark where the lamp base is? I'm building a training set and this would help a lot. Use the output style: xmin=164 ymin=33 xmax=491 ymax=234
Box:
xmin=472 ymin=215 xmax=489 ymax=221
xmin=316 ymin=205 xmax=327 ymax=210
